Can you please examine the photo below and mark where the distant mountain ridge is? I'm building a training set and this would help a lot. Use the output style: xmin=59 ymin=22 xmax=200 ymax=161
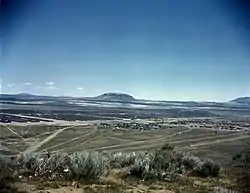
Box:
xmin=230 ymin=97 xmax=250 ymax=105
xmin=0 ymin=92 xmax=137 ymax=103
xmin=0 ymin=93 xmax=57 ymax=101
xmin=1 ymin=93 xmax=250 ymax=105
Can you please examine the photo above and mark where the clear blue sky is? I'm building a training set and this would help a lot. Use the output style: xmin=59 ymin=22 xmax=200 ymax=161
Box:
xmin=1 ymin=0 xmax=250 ymax=101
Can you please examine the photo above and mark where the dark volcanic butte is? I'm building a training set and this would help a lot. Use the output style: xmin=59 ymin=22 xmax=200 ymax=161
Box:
xmin=94 ymin=93 xmax=136 ymax=102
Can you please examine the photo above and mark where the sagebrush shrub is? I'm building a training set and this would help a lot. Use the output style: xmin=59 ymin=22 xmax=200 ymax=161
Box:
xmin=69 ymin=151 xmax=110 ymax=180
xmin=182 ymin=154 xmax=201 ymax=170
xmin=110 ymin=152 xmax=137 ymax=167
xmin=214 ymin=187 xmax=238 ymax=193
xmin=128 ymin=143 xmax=184 ymax=180
xmin=129 ymin=153 xmax=153 ymax=179
xmin=194 ymin=159 xmax=220 ymax=177
xmin=0 ymin=155 xmax=13 ymax=179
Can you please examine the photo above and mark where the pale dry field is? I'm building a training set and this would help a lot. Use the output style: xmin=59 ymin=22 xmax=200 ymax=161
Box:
xmin=1 ymin=122 xmax=249 ymax=163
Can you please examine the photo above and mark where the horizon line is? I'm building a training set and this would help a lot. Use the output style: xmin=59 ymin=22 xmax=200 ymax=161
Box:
xmin=0 ymin=92 xmax=244 ymax=103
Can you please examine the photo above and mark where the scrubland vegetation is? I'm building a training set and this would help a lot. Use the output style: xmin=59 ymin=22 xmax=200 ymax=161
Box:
xmin=0 ymin=144 xmax=223 ymax=192
xmin=1 ymin=144 xmax=249 ymax=192
xmin=0 ymin=144 xmax=220 ymax=181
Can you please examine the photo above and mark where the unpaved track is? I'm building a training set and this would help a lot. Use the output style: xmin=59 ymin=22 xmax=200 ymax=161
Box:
xmin=0 ymin=123 xmax=26 ymax=141
xmin=170 ymin=132 xmax=240 ymax=145
xmin=106 ymin=136 xmax=133 ymax=143
xmin=23 ymin=125 xmax=76 ymax=154
xmin=108 ymin=133 xmax=246 ymax=152
xmin=42 ymin=127 xmax=98 ymax=152
xmin=0 ymin=144 xmax=18 ymax=153
xmin=30 ymin=131 xmax=51 ymax=139
xmin=53 ymin=127 xmax=113 ymax=153
xmin=178 ymin=134 xmax=250 ymax=150
xmin=0 ymin=113 xmax=56 ymax=122
xmin=87 ymin=128 xmax=194 ymax=151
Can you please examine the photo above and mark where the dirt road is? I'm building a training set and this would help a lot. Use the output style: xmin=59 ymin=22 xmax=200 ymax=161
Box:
xmin=0 ymin=123 xmax=26 ymax=141
xmin=23 ymin=125 xmax=76 ymax=154
xmin=179 ymin=134 xmax=250 ymax=150
xmin=106 ymin=133 xmax=247 ymax=152
xmin=42 ymin=127 xmax=98 ymax=152
xmin=87 ymin=128 xmax=194 ymax=151
xmin=54 ymin=127 xmax=113 ymax=153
